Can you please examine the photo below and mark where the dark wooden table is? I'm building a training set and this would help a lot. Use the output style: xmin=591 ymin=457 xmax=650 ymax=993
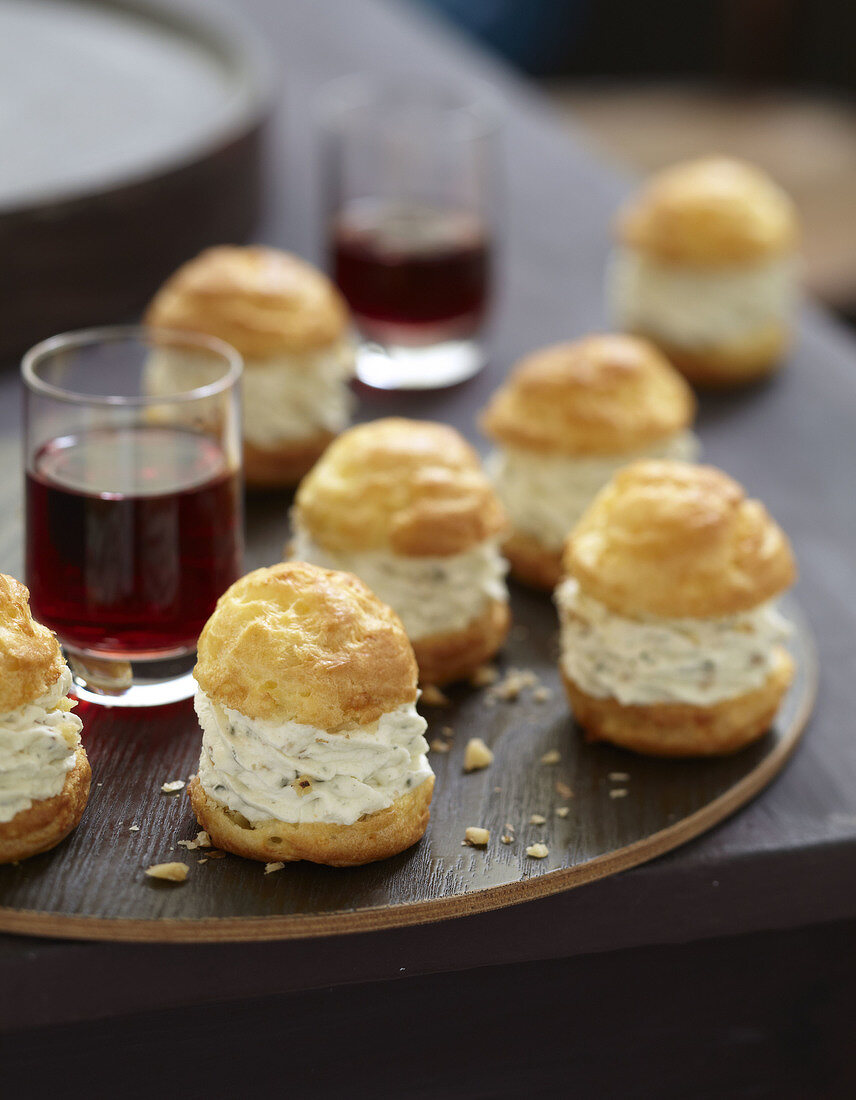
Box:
xmin=2 ymin=1 xmax=856 ymax=1095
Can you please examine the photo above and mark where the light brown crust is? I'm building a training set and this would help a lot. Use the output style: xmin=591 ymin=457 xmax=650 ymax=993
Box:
xmin=502 ymin=531 xmax=563 ymax=592
xmin=294 ymin=418 xmax=507 ymax=557
xmin=633 ymin=323 xmax=790 ymax=387
xmin=616 ymin=157 xmax=798 ymax=266
xmin=564 ymin=460 xmax=796 ymax=619
xmin=145 ymin=246 xmax=349 ymax=357
xmin=479 ymin=335 xmax=695 ymax=456
xmin=189 ymin=774 xmax=434 ymax=867
xmin=562 ymin=647 xmax=794 ymax=757
xmin=0 ymin=746 xmax=91 ymax=864
xmin=243 ymin=432 xmax=334 ymax=489
xmin=413 ymin=598 xmax=510 ymax=687
xmin=194 ymin=562 xmax=418 ymax=727
xmin=0 ymin=574 xmax=65 ymax=712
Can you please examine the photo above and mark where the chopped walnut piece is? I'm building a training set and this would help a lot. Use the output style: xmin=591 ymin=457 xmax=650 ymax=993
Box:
xmin=532 ymin=686 xmax=553 ymax=703
xmin=463 ymin=737 xmax=494 ymax=772
xmin=540 ymin=749 xmax=561 ymax=765
xmin=489 ymin=667 xmax=538 ymax=702
xmin=555 ymin=781 xmax=574 ymax=799
xmin=429 ymin=739 xmax=451 ymax=754
xmin=160 ymin=780 xmax=185 ymax=794
xmin=291 ymin=776 xmax=313 ymax=796
xmin=464 ymin=826 xmax=489 ymax=848
xmin=500 ymin=833 xmax=514 ymax=845
xmin=470 ymin=664 xmax=499 ymax=688
xmin=529 ymin=813 xmax=547 ymax=825
xmin=526 ymin=843 xmax=549 ymax=859
xmin=144 ymin=862 xmax=188 ymax=882
xmin=609 ymin=772 xmax=630 ymax=782
xmin=555 ymin=806 xmax=571 ymax=819
xmin=421 ymin=684 xmax=450 ymax=706
xmin=264 ymin=862 xmax=285 ymax=875
xmin=609 ymin=788 xmax=629 ymax=799
xmin=177 ymin=830 xmax=212 ymax=852
xmin=197 ymin=858 xmax=208 ymax=865
xmin=128 ymin=825 xmax=140 ymax=833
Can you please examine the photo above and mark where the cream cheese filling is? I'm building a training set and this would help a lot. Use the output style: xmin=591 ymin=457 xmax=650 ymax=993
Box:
xmin=489 ymin=430 xmax=698 ymax=552
xmin=556 ymin=576 xmax=792 ymax=707
xmin=0 ymin=666 xmax=82 ymax=823
xmin=609 ymin=246 xmax=796 ymax=349
xmin=145 ymin=342 xmax=355 ymax=447
xmin=290 ymin=525 xmax=509 ymax=642
xmin=195 ymin=688 xmax=432 ymax=827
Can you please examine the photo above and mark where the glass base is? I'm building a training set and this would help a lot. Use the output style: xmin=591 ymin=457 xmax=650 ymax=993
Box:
xmin=65 ymin=649 xmax=197 ymax=708
xmin=355 ymin=338 xmax=485 ymax=390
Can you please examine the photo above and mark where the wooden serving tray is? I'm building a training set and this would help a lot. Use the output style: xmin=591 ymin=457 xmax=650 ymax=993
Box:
xmin=0 ymin=491 xmax=817 ymax=943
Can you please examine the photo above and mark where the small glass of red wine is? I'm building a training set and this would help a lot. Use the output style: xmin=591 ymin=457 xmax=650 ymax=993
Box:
xmin=22 ymin=326 xmax=243 ymax=707
xmin=319 ymin=75 xmax=500 ymax=390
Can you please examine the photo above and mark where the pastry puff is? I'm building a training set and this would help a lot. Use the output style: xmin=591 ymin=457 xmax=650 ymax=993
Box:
xmin=611 ymin=157 xmax=799 ymax=386
xmin=190 ymin=563 xmax=434 ymax=866
xmin=291 ymin=418 xmax=511 ymax=685
xmin=558 ymin=461 xmax=797 ymax=756
xmin=0 ymin=575 xmax=89 ymax=863
xmin=145 ymin=245 xmax=354 ymax=487
xmin=480 ymin=335 xmax=696 ymax=590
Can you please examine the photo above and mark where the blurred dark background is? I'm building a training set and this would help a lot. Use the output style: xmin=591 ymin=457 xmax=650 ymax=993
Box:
xmin=417 ymin=0 xmax=856 ymax=323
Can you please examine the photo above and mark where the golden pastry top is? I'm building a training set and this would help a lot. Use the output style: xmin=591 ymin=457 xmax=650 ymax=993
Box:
xmin=145 ymin=246 xmax=349 ymax=358
xmin=294 ymin=418 xmax=507 ymax=557
xmin=480 ymin=335 xmax=695 ymax=456
xmin=194 ymin=562 xmax=418 ymax=728
xmin=564 ymin=461 xmax=796 ymax=618
xmin=0 ymin=575 xmax=64 ymax=713
xmin=615 ymin=157 xmax=798 ymax=265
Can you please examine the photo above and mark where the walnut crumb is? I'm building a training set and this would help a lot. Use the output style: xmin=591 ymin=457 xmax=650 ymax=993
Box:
xmin=609 ymin=772 xmax=630 ymax=782
xmin=500 ymin=833 xmax=514 ymax=845
xmin=540 ymin=749 xmax=561 ymax=765
xmin=177 ymin=830 xmax=211 ymax=852
xmin=489 ymin=667 xmax=538 ymax=702
xmin=556 ymin=806 xmax=571 ymax=818
xmin=609 ymin=788 xmax=629 ymax=799
xmin=421 ymin=684 xmax=450 ymax=706
xmin=470 ymin=664 xmax=499 ymax=687
xmin=465 ymin=826 xmax=490 ymax=848
xmin=532 ymin=686 xmax=553 ymax=703
xmin=463 ymin=737 xmax=494 ymax=772
xmin=144 ymin=862 xmax=188 ymax=882
xmin=526 ymin=843 xmax=549 ymax=859
xmin=264 ymin=862 xmax=285 ymax=875
xmin=291 ymin=776 xmax=313 ymax=796
xmin=529 ymin=813 xmax=547 ymax=825
xmin=555 ymin=781 xmax=574 ymax=799
xmin=441 ymin=726 xmax=455 ymax=739
xmin=197 ymin=858 xmax=208 ymax=865
xmin=429 ymin=739 xmax=451 ymax=754
xmin=160 ymin=780 xmax=185 ymax=794
xmin=128 ymin=825 xmax=140 ymax=833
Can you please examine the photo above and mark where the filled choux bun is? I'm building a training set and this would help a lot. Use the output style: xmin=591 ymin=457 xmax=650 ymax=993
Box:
xmin=190 ymin=562 xmax=434 ymax=866
xmin=610 ymin=157 xmax=799 ymax=386
xmin=0 ymin=576 xmax=89 ymax=863
xmin=480 ymin=336 xmax=698 ymax=590
xmin=145 ymin=246 xmax=355 ymax=488
xmin=290 ymin=419 xmax=510 ymax=685
xmin=556 ymin=462 xmax=797 ymax=756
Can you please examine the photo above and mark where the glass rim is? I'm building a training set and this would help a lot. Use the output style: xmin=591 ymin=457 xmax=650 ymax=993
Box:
xmin=21 ymin=324 xmax=243 ymax=408
xmin=315 ymin=72 xmax=502 ymax=140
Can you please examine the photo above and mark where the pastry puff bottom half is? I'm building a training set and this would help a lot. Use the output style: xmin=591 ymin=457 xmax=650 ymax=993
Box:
xmin=0 ymin=747 xmax=91 ymax=864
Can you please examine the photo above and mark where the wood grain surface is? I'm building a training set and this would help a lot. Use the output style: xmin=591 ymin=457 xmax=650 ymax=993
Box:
xmin=0 ymin=475 xmax=817 ymax=942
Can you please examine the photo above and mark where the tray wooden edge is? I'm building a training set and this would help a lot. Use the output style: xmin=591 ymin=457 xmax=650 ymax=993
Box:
xmin=0 ymin=621 xmax=817 ymax=944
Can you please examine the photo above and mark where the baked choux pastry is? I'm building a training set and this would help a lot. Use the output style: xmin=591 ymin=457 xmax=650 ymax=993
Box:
xmin=189 ymin=562 xmax=434 ymax=866
xmin=609 ymin=157 xmax=799 ymax=386
xmin=481 ymin=335 xmax=697 ymax=590
xmin=290 ymin=418 xmax=510 ymax=686
xmin=145 ymin=245 xmax=355 ymax=486
xmin=556 ymin=461 xmax=796 ymax=756
xmin=0 ymin=575 xmax=89 ymax=863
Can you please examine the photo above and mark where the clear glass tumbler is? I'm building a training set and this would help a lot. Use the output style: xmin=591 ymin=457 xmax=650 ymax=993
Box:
xmin=22 ymin=326 xmax=243 ymax=707
xmin=319 ymin=74 xmax=500 ymax=390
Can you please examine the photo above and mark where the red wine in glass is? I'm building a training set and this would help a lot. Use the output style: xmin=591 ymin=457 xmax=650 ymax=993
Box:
xmin=331 ymin=201 xmax=491 ymax=343
xmin=26 ymin=426 xmax=242 ymax=658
